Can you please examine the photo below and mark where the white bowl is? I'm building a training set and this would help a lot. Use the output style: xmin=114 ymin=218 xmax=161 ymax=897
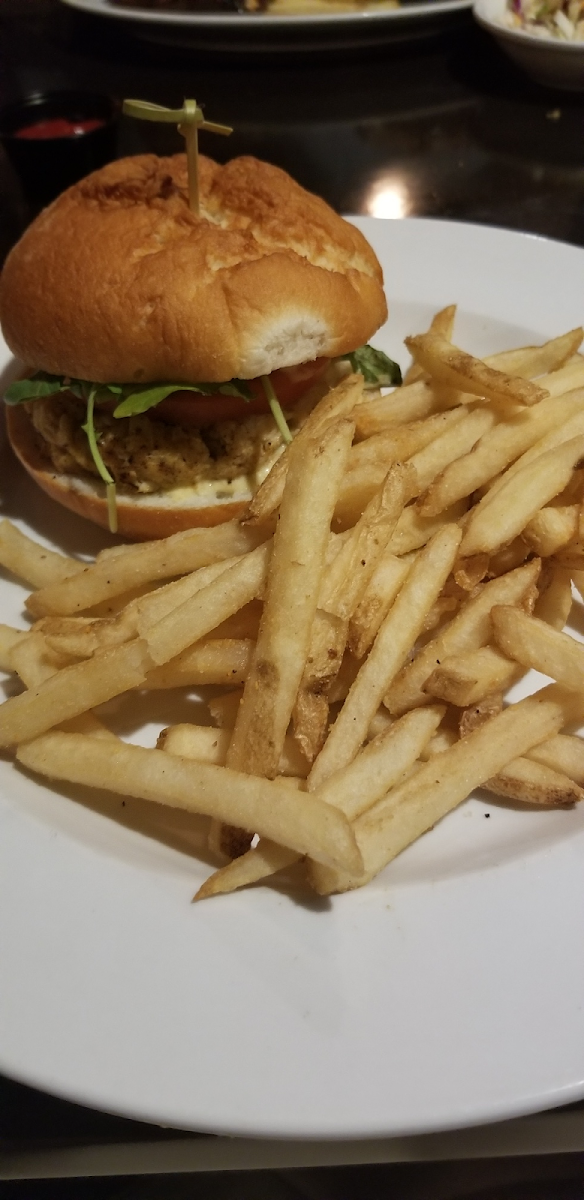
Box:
xmin=474 ymin=0 xmax=584 ymax=89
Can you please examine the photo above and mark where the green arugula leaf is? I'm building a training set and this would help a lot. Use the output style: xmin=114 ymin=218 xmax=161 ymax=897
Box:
xmin=346 ymin=345 xmax=402 ymax=388
xmin=261 ymin=375 xmax=292 ymax=445
xmin=221 ymin=379 xmax=253 ymax=400
xmin=4 ymin=372 xmax=122 ymax=405
xmin=5 ymin=373 xmax=252 ymax=417
xmin=81 ymin=385 xmax=118 ymax=534
xmin=113 ymin=378 xmax=252 ymax=418
xmin=4 ymin=373 xmax=70 ymax=404
xmin=81 ymin=386 xmax=114 ymax=487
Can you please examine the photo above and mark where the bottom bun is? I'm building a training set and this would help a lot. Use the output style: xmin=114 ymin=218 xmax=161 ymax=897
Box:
xmin=5 ymin=405 xmax=251 ymax=540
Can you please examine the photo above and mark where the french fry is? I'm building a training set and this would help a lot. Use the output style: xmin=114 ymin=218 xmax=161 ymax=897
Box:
xmin=293 ymin=465 xmax=413 ymax=759
xmin=43 ymin=587 xmax=263 ymax=660
xmin=7 ymin=631 xmax=116 ymax=739
xmin=420 ymin=595 xmax=460 ymax=635
xmin=292 ymin=610 xmax=347 ymax=763
xmin=132 ymin=556 xmax=246 ymax=635
xmin=246 ymin=373 xmax=363 ymax=525
xmin=159 ymin=722 xmax=308 ymax=777
xmin=146 ymin=639 xmax=254 ymax=689
xmin=571 ymin=570 xmax=584 ymax=604
xmin=483 ymin=328 xmax=583 ymax=379
xmin=479 ymin=404 xmax=584 ymax=507
xmin=348 ymin=551 xmax=412 ymax=659
xmin=26 ymin=522 xmax=268 ymax=617
xmin=328 ymin=651 xmax=361 ymax=704
xmin=322 ymin=465 xmax=413 ymax=622
xmin=552 ymin=541 xmax=584 ymax=571
xmin=486 ymin=539 xmax=531 ymax=578
xmin=333 ymin=463 xmax=413 ymax=529
xmin=460 ymin=436 xmax=584 ymax=559
xmin=350 ymin=408 xmax=466 ymax=464
xmin=353 ymin=333 xmax=584 ymax=442
xmin=10 ymin=630 xmax=73 ymax=687
xmin=195 ymin=841 xmax=300 ymax=901
xmin=543 ymin=682 xmax=584 ymax=726
xmin=145 ymin=542 xmax=271 ymax=667
xmin=453 ymin=554 xmax=490 ymax=591
xmin=0 ymin=624 xmax=28 ymax=671
xmin=533 ymin=566 xmax=573 ymax=630
xmin=39 ymin=613 xmax=137 ymax=659
xmin=195 ymin=704 xmax=444 ymax=900
xmin=309 ymin=687 xmax=568 ymax=894
xmin=522 ymin=506 xmax=578 ymax=557
xmin=539 ymin=354 xmax=584 ymax=394
xmin=403 ymin=305 xmax=457 ymax=384
xmin=420 ymin=386 xmax=584 ymax=518
xmin=0 ymin=639 xmax=150 ymax=748
xmin=492 ymin=606 xmax=584 ymax=692
xmin=459 ymin=692 xmax=584 ymax=793
xmin=384 ymin=559 xmax=540 ymax=715
xmin=486 ymin=756 xmax=583 ymax=806
xmin=405 ymin=330 xmax=548 ymax=407
xmin=458 ymin=692 xmax=503 ymax=736
xmin=314 ymin=704 xmax=445 ymax=820
xmin=366 ymin=708 xmax=394 ymax=741
xmin=307 ymin=523 xmax=462 ymax=790
xmin=528 ymin=733 xmax=584 ymax=784
xmin=353 ymin=379 xmax=441 ymax=438
xmin=16 ymin=733 xmax=363 ymax=874
xmin=62 ymin=714 xmax=120 ymax=739
xmin=227 ymin=420 xmax=354 ymax=778
xmin=424 ymin=646 xmax=520 ymax=708
xmin=0 ymin=520 xmax=84 ymax=588
xmin=420 ymin=724 xmax=458 ymax=759
xmin=384 ymin=500 xmax=467 ymax=557
xmin=407 ymin=406 xmax=497 ymax=496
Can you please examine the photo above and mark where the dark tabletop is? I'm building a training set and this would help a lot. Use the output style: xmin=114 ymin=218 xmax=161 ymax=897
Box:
xmin=1 ymin=0 xmax=584 ymax=1172
xmin=2 ymin=0 xmax=584 ymax=262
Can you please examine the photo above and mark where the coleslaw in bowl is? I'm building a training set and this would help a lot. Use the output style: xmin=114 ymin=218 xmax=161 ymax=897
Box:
xmin=506 ymin=0 xmax=584 ymax=38
xmin=474 ymin=0 xmax=584 ymax=87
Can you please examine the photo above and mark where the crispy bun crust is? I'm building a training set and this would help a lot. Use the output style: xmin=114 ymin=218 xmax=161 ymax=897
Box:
xmin=0 ymin=154 xmax=387 ymax=384
xmin=5 ymin=405 xmax=250 ymax=539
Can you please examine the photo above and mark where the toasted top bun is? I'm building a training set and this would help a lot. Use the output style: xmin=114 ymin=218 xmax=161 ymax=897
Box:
xmin=0 ymin=153 xmax=387 ymax=384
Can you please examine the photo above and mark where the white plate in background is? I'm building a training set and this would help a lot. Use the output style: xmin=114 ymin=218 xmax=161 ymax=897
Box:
xmin=59 ymin=0 xmax=471 ymax=51
xmin=1 ymin=217 xmax=584 ymax=1138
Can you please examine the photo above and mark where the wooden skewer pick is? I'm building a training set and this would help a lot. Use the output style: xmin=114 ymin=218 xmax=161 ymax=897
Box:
xmin=122 ymin=99 xmax=232 ymax=216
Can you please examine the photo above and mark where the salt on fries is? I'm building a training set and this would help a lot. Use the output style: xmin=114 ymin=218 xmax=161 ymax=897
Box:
xmin=3 ymin=308 xmax=584 ymax=901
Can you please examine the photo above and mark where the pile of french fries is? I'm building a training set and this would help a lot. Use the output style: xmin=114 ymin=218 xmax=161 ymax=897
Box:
xmin=3 ymin=303 xmax=584 ymax=900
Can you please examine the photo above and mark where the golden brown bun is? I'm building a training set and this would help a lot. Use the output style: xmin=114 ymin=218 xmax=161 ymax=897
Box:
xmin=0 ymin=154 xmax=387 ymax=384
xmin=6 ymin=405 xmax=250 ymax=539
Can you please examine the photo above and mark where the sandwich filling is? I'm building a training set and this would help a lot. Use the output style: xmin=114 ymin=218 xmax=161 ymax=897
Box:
xmin=5 ymin=345 xmax=401 ymax=527
xmin=24 ymin=393 xmax=286 ymax=495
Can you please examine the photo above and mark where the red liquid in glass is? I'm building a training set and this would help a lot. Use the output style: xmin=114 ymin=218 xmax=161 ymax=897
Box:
xmin=14 ymin=117 xmax=105 ymax=140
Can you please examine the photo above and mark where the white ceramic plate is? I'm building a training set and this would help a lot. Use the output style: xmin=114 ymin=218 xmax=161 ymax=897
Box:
xmin=2 ymin=217 xmax=584 ymax=1139
xmin=59 ymin=0 xmax=471 ymax=51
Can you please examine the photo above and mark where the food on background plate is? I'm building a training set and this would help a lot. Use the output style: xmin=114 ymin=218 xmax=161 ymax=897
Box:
xmin=0 ymin=153 xmax=395 ymax=539
xmin=109 ymin=0 xmax=400 ymax=14
xmin=3 ymin=310 xmax=584 ymax=901
xmin=504 ymin=0 xmax=584 ymax=39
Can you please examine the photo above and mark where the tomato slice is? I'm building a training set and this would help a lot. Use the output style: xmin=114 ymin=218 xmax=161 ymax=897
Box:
xmin=151 ymin=359 xmax=329 ymax=427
